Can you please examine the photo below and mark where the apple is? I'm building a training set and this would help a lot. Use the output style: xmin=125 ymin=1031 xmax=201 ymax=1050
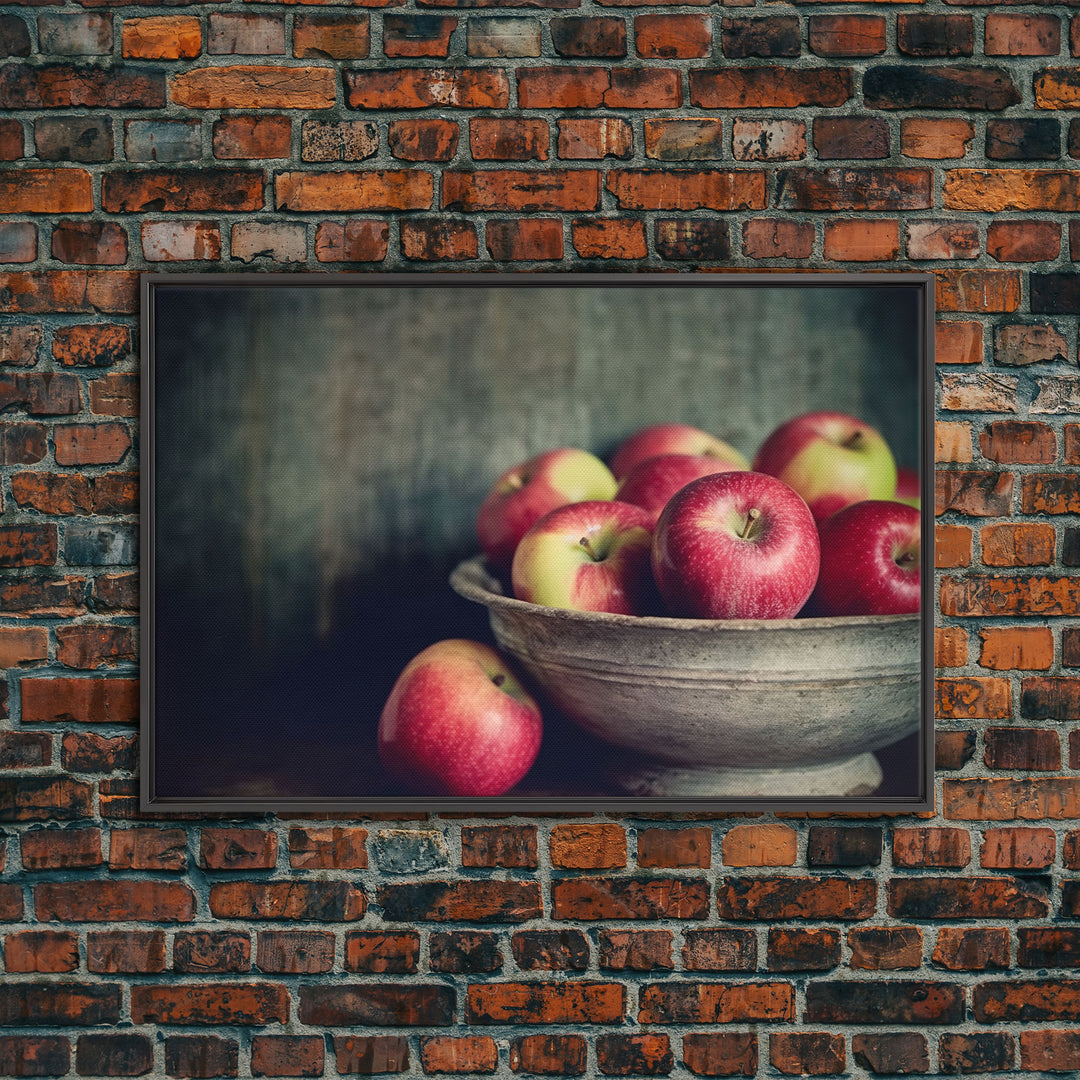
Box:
xmin=616 ymin=453 xmax=747 ymax=527
xmin=609 ymin=423 xmax=750 ymax=481
xmin=476 ymin=448 xmax=618 ymax=572
xmin=378 ymin=639 xmax=543 ymax=797
xmin=752 ymin=411 xmax=898 ymax=524
xmin=803 ymin=500 xmax=921 ymax=617
xmin=511 ymin=500 xmax=656 ymax=616
xmin=652 ymin=471 xmax=820 ymax=620
xmin=894 ymin=465 xmax=921 ymax=509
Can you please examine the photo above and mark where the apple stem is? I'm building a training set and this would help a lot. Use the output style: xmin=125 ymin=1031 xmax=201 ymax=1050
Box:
xmin=843 ymin=430 xmax=865 ymax=451
xmin=579 ymin=535 xmax=601 ymax=561
xmin=491 ymin=672 xmax=506 ymax=688
xmin=739 ymin=508 xmax=762 ymax=540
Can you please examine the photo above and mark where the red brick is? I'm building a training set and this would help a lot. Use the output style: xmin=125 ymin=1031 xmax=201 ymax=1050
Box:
xmin=980 ymin=826 xmax=1056 ymax=869
xmin=936 ymin=325 xmax=983 ymax=369
xmin=293 ymin=13 xmax=369 ymax=59
xmin=636 ymin=827 xmax=711 ymax=868
xmin=165 ymin=1035 xmax=239 ymax=1079
xmin=552 ymin=877 xmax=707 ymax=920
xmin=851 ymin=1034 xmax=928 ymax=1077
xmin=0 ymin=521 xmax=53 ymax=564
xmin=0 ymin=883 xmax=20 ymax=921
xmin=288 ymin=826 xmax=367 ymax=869
xmin=975 ymin=980 xmax=1080 ymax=1022
xmin=103 ymin=170 xmax=263 ymax=213
xmin=551 ymin=16 xmax=626 ymax=57
xmin=85 ymin=931 xmax=166 ymax=975
xmin=467 ymin=982 xmax=625 ymax=1024
xmin=470 ymin=116 xmax=548 ymax=160
xmin=388 ymin=118 xmax=459 ymax=161
xmin=62 ymin=731 xmax=137 ymax=774
xmin=0 ymin=983 xmax=120 ymax=1027
xmin=512 ymin=929 xmax=588 ymax=971
xmin=607 ymin=169 xmax=764 ymax=210
xmin=0 ymin=271 xmax=138 ymax=316
xmin=345 ymin=931 xmax=419 ymax=973
xmin=332 ymin=1036 xmax=408 ymax=1076
xmin=936 ymin=469 xmax=1014 ymax=516
xmin=596 ymin=1034 xmax=672 ymax=1076
xmin=936 ymin=676 xmax=1012 ymax=719
xmin=256 ymin=931 xmax=335 ymax=974
xmin=21 ymin=827 xmax=102 ymax=869
xmin=557 ymin=117 xmax=632 ymax=160
xmin=823 ymin=218 xmax=899 ymax=261
xmin=0 ymin=626 xmax=47 ymax=670
xmin=815 ymin=116 xmax=889 ymax=160
xmin=944 ymin=776 xmax=1080 ymax=819
xmin=384 ymin=15 xmax=456 ymax=57
xmin=769 ymin=1033 xmax=845 ymax=1077
xmin=932 ymin=927 xmax=1009 ymax=971
xmin=20 ymin=676 xmax=138 ymax=725
xmin=720 ymin=824 xmax=796 ymax=866
xmin=1022 ymin=676 xmax=1080 ymax=720
xmin=92 ymin=574 xmax=138 ymax=614
xmin=0 ymin=731 xmax=51 ymax=770
xmin=978 ymin=626 xmax=1054 ymax=670
xmin=572 ymin=217 xmax=646 ymax=259
xmin=121 ymin=15 xmax=201 ymax=59
xmin=777 ymin=168 xmax=931 ymax=211
xmin=981 ymin=523 xmax=1056 ymax=567
xmin=36 ymin=880 xmax=195 ymax=922
xmin=985 ymin=13 xmax=1061 ymax=55
xmin=460 ymin=824 xmax=537 ymax=868
xmin=681 ymin=1033 xmax=757 ymax=1078
xmin=55 ymin=625 xmax=134 ymax=669
xmin=4 ymin=929 xmax=78 ymax=973
xmin=717 ymin=877 xmax=876 ymax=920
xmin=314 ymin=219 xmax=389 ymax=262
xmin=0 ymin=1036 xmax=70 ymax=1078
xmin=52 ymin=422 xmax=130 ymax=466
xmin=683 ymin=928 xmax=757 ymax=972
xmin=598 ymin=929 xmax=674 ymax=971
xmin=0 ymin=324 xmax=43 ymax=367
xmin=421 ymin=1036 xmax=498 ymax=1075
xmin=936 ymin=268 xmax=1022 ymax=312
xmin=174 ymin=932 xmax=251 ymax=975
xmin=639 ymin=983 xmax=794 ymax=1025
xmin=378 ymin=880 xmax=539 ymax=922
xmin=132 ymin=984 xmax=290 ymax=1026
xmin=941 ymin=574 xmax=1080 ymax=617
xmin=486 ymin=218 xmax=563 ymax=261
xmin=848 ymin=927 xmax=923 ymax=970
xmin=110 ymin=828 xmax=188 ymax=871
xmin=277 ymin=171 xmax=432 ymax=211
xmin=209 ymin=881 xmax=365 ymax=921
xmin=509 ymin=1035 xmax=587 ymax=1076
xmin=50 ymin=221 xmax=127 ymax=266
xmin=906 ymin=220 xmax=979 ymax=260
xmin=1020 ymin=1030 xmax=1080 ymax=1072
xmin=517 ymin=66 xmax=678 ymax=108
xmin=935 ymin=729 xmax=978 ymax=772
xmin=444 ymin=169 xmax=599 ymax=211
xmin=944 ymin=169 xmax=1080 ymax=213
xmin=0 ymin=372 xmax=81 ymax=415
xmin=0 ymin=121 xmax=23 ymax=163
xmin=742 ymin=219 xmax=814 ymax=260
xmin=636 ymin=14 xmax=710 ymax=57
xmin=200 ymin=828 xmax=278 ymax=870
xmin=902 ymin=118 xmax=975 ymax=160
xmin=170 ymin=65 xmax=333 ymax=109
xmin=690 ymin=67 xmax=850 ymax=108
xmin=346 ymin=67 xmax=508 ymax=109
xmin=766 ymin=928 xmax=840 ymax=972
xmin=0 ymin=168 xmax=93 ymax=214
xmin=980 ymin=420 xmax=1056 ymax=463
xmin=250 ymin=1036 xmax=323 ymax=1078
xmin=212 ymin=116 xmax=291 ymax=160
xmin=936 ymin=626 xmax=968 ymax=667
xmin=892 ymin=827 xmax=972 ymax=868
xmin=52 ymin=323 xmax=132 ymax=368
xmin=988 ymin=220 xmax=1061 ymax=263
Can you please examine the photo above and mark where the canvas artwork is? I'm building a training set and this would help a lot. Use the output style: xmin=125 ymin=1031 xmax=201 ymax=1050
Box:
xmin=141 ymin=272 xmax=934 ymax=812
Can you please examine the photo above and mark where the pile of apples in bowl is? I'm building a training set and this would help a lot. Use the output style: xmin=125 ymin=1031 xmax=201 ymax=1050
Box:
xmin=379 ymin=413 xmax=923 ymax=800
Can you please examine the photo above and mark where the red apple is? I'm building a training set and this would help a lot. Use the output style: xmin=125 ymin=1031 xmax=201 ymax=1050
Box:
xmin=752 ymin=411 xmax=898 ymax=524
xmin=652 ymin=471 xmax=820 ymax=620
xmin=378 ymin=639 xmax=543 ymax=797
xmin=616 ymin=453 xmax=747 ymax=527
xmin=803 ymin=500 xmax=921 ymax=617
xmin=476 ymin=448 xmax=617 ymax=572
xmin=894 ymin=465 xmax=921 ymax=509
xmin=512 ymin=500 xmax=656 ymax=616
xmin=609 ymin=423 xmax=750 ymax=481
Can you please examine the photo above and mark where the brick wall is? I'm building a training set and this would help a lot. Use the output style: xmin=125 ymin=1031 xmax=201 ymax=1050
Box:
xmin=2 ymin=0 xmax=1080 ymax=1073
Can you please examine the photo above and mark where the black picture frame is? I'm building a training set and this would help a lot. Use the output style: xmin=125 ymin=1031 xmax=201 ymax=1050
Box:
xmin=141 ymin=271 xmax=935 ymax=814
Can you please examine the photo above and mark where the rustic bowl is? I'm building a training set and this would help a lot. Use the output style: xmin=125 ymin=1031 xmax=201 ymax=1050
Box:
xmin=450 ymin=556 xmax=922 ymax=798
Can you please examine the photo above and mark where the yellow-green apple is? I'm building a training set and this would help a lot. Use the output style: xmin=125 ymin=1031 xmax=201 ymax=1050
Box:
xmin=609 ymin=423 xmax=749 ymax=481
xmin=378 ymin=639 xmax=543 ymax=797
xmin=616 ymin=453 xmax=748 ymax=527
xmin=894 ymin=466 xmax=921 ymax=509
xmin=752 ymin=411 xmax=898 ymax=524
xmin=803 ymin=500 xmax=921 ymax=617
xmin=477 ymin=448 xmax=618 ymax=572
xmin=511 ymin=500 xmax=656 ymax=615
xmin=651 ymin=471 xmax=820 ymax=620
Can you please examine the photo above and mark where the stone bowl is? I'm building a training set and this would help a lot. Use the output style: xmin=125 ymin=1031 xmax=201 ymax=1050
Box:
xmin=450 ymin=556 xmax=922 ymax=798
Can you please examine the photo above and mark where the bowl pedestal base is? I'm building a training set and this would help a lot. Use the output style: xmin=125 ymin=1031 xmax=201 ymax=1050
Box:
xmin=606 ymin=751 xmax=883 ymax=799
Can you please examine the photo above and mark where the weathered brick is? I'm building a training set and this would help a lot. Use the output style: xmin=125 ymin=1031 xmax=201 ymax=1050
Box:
xmin=994 ymin=325 xmax=1068 ymax=367
xmin=37 ymin=12 xmax=112 ymax=55
xmin=0 ymin=323 xmax=42 ymax=366
xmin=553 ymin=877 xmax=708 ymax=920
xmin=864 ymin=65 xmax=1019 ymax=110
xmin=608 ymin=169 xmax=764 ymax=210
xmin=379 ymin=880 xmax=539 ymax=923
xmin=173 ymin=931 xmax=251 ymax=975
xmin=122 ymin=15 xmax=201 ymax=59
xmin=893 ymin=827 xmax=972 ymax=868
xmin=721 ymin=824 xmax=796 ymax=866
xmin=558 ymin=117 xmax=631 ymax=159
xmin=932 ymin=926 xmax=1009 ymax=971
xmin=132 ymin=984 xmax=289 ymax=1026
xmin=231 ymin=222 xmax=306 ymax=264
xmin=636 ymin=827 xmax=711 ymax=868
xmin=551 ymin=16 xmax=626 ymax=57
xmin=945 ymin=171 xmax=1080 ymax=213
xmin=21 ymin=827 xmax=102 ymax=870
xmin=945 ymin=776 xmax=1080 ymax=819
xmin=200 ymin=828 xmax=277 ymax=870
xmin=721 ymin=15 xmax=797 ymax=58
xmin=986 ymin=12 xmax=1060 ymax=55
xmin=0 ymin=1036 xmax=71 ymax=1077
xmin=807 ymin=827 xmax=882 ymax=867
xmin=598 ymin=929 xmax=673 ymax=971
xmin=256 ymin=931 xmax=335 ymax=974
xmin=681 ymin=1033 xmax=758 ymax=1078
xmin=974 ymin=980 xmax=1080 ymax=1022
xmin=470 ymin=116 xmax=548 ymax=160
xmin=980 ymin=420 xmax=1055 ymax=463
xmin=978 ymin=627 xmax=1054 ymax=670
xmin=805 ymin=982 xmax=964 ymax=1025
xmin=0 ymin=64 xmax=164 ymax=110
xmin=511 ymin=929 xmax=588 ymax=971
xmin=776 ymin=168 xmax=930 ymax=211
xmin=289 ymin=827 xmax=367 ymax=869
xmin=767 ymin=928 xmax=840 ymax=972
xmin=816 ymin=116 xmax=889 ymax=160
xmin=897 ymin=14 xmax=972 ymax=56
xmin=824 ymin=219 xmax=899 ymax=261
xmin=848 ymin=927 xmax=923 ymax=970
xmin=936 ymin=470 xmax=1013 ymax=515
xmin=0 ymin=15 xmax=32 ymax=58
xmin=690 ymin=67 xmax=850 ymax=108
xmin=742 ymin=219 xmax=814 ymax=259
xmin=938 ymin=1033 xmax=1014 ymax=1074
xmin=446 ymin=169 xmax=599 ymax=211
xmin=213 ymin=116 xmax=292 ymax=160
xmin=717 ymin=877 xmax=876 ymax=921
xmin=36 ymin=879 xmax=195 ymax=922
xmin=769 ymin=1033 xmax=845 ymax=1077
xmin=487 ymin=218 xmax=563 ymax=260
xmin=467 ymin=982 xmax=625 ymax=1025
xmin=124 ymin=119 xmax=200 ymax=162
xmin=936 ymin=626 xmax=968 ymax=667
xmin=941 ymin=575 xmax=1080 ymax=618
xmin=302 ymin=119 xmax=378 ymax=162
xmin=988 ymin=220 xmax=1060 ymax=263
xmin=509 ymin=1034 xmax=586 ymax=1076
xmin=277 ymin=171 xmax=433 ymax=211
xmin=890 ymin=876 xmax=1049 ymax=918
xmin=934 ymin=327 xmax=981 ymax=371
xmin=639 ymin=983 xmax=793 ymax=1025
xmin=572 ymin=217 xmax=646 ymax=259
xmin=430 ymin=931 xmax=501 ymax=973
xmin=207 ymin=12 xmax=285 ymax=54
xmin=683 ymin=928 xmax=757 ymax=972
xmin=0 ymin=730 xmax=52 ymax=769
xmin=347 ymin=67 xmax=508 ymax=108
xmin=103 ymin=170 xmax=263 ymax=213
xmin=906 ymin=221 xmax=979 ymax=260
xmin=0 ymin=221 xmax=34 ymax=262
xmin=902 ymin=118 xmax=974 ymax=160
xmin=638 ymin=14 xmax=710 ymax=57
xmin=4 ymin=929 xmax=78 ymax=973
xmin=1036 ymin=68 xmax=1080 ymax=109
xmin=172 ymin=66 xmax=335 ymax=109
xmin=981 ymin=523 xmax=1055 ymax=568
xmin=209 ymin=881 xmax=365 ymax=921
xmin=732 ymin=120 xmax=806 ymax=162
xmin=467 ymin=17 xmax=541 ymax=57
xmin=251 ymin=1036 xmax=323 ymax=1078
xmin=164 ymin=1035 xmax=239 ymax=1079
xmin=420 ymin=1036 xmax=497 ymax=1076
xmin=1020 ymin=1030 xmax=1080 ymax=1072
xmin=0 ymin=983 xmax=121 ymax=1026
xmin=314 ymin=220 xmax=389 ymax=262
xmin=388 ymin=118 xmax=459 ymax=161
xmin=293 ymin=13 xmax=369 ymax=58
xmin=596 ymin=1034 xmax=672 ymax=1076
xmin=981 ymin=826 xmax=1056 ymax=869
xmin=986 ymin=119 xmax=1061 ymax=161
xmin=851 ymin=1033 xmax=928 ymax=1076
xmin=62 ymin=730 xmax=137 ymax=774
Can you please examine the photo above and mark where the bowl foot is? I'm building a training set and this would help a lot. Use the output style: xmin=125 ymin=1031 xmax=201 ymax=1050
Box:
xmin=607 ymin=752 xmax=883 ymax=799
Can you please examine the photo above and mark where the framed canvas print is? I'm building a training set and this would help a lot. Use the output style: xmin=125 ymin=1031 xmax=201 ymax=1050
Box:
xmin=141 ymin=271 xmax=934 ymax=813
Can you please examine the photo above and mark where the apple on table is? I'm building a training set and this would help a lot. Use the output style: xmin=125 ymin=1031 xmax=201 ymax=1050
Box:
xmin=753 ymin=411 xmax=898 ymax=524
xmin=609 ymin=423 xmax=749 ymax=481
xmin=378 ymin=639 xmax=543 ymax=797
xmin=476 ymin=447 xmax=618 ymax=573
xmin=651 ymin=470 xmax=820 ymax=620
xmin=803 ymin=500 xmax=921 ymax=617
xmin=616 ymin=452 xmax=747 ymax=527
xmin=511 ymin=499 xmax=656 ymax=616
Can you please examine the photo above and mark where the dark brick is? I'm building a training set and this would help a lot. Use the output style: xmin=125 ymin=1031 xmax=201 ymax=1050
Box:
xmin=256 ymin=931 xmax=335 ymax=975
xmin=888 ymin=876 xmax=1049 ymax=919
xmin=864 ymin=66 xmax=1020 ymax=110
xmin=164 ymin=1036 xmax=239 ymax=1079
xmin=598 ymin=929 xmax=673 ymax=972
xmin=0 ymin=983 xmax=121 ymax=1026
xmin=638 ymin=983 xmax=793 ymax=1025
xmin=512 ymin=930 xmax=589 ymax=971
xmin=551 ymin=16 xmax=626 ymax=57
xmin=75 ymin=1035 xmax=153 ymax=1077
xmin=775 ymin=168 xmax=931 ymax=211
xmin=973 ymin=980 xmax=1080 ymax=1023
xmin=430 ymin=931 xmax=503 ymax=973
xmin=1018 ymin=927 xmax=1080 ymax=967
xmin=383 ymin=15 xmax=457 ymax=57
xmin=655 ymin=219 xmax=730 ymax=261
xmin=1021 ymin=677 xmax=1080 ymax=720
xmin=932 ymin=927 xmax=1010 ymax=972
xmin=378 ymin=880 xmax=540 ymax=923
xmin=468 ymin=982 xmax=626 ymax=1025
xmin=681 ymin=1033 xmax=758 ymax=1077
xmin=682 ymin=928 xmax=757 ymax=971
xmin=332 ymin=1036 xmax=409 ymax=1076
xmin=0 ymin=15 xmax=31 ymax=58
xmin=717 ymin=877 xmax=876 ymax=921
xmin=848 ymin=927 xmax=923 ymax=971
xmin=769 ymin=1033 xmax=845 ymax=1077
xmin=300 ymin=985 xmax=454 ymax=1027
xmin=807 ymin=827 xmax=882 ymax=867
xmin=767 ymin=928 xmax=841 ymax=972
xmin=0 ymin=1035 xmax=70 ymax=1076
xmin=897 ymin=14 xmax=973 ymax=56
xmin=595 ymin=1034 xmax=672 ymax=1077
xmin=1032 ymin=273 xmax=1080 ymax=314
xmin=851 ymin=1033 xmax=929 ymax=1076
xmin=814 ymin=117 xmax=889 ymax=159
xmin=721 ymin=16 xmax=799 ymax=58
xmin=986 ymin=119 xmax=1061 ymax=161
xmin=805 ymin=981 xmax=965 ymax=1025
xmin=0 ymin=64 xmax=164 ymax=110
xmin=509 ymin=1035 xmax=586 ymax=1076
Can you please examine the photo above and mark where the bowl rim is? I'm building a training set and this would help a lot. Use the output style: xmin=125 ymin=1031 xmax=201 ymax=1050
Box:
xmin=450 ymin=555 xmax=921 ymax=633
